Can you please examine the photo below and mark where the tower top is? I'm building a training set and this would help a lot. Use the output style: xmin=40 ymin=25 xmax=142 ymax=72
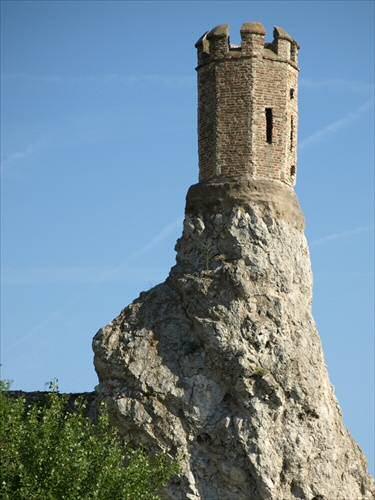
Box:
xmin=195 ymin=23 xmax=299 ymax=69
xmin=195 ymin=23 xmax=300 ymax=187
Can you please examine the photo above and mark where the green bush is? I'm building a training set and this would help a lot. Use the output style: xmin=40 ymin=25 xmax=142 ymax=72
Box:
xmin=0 ymin=381 xmax=179 ymax=499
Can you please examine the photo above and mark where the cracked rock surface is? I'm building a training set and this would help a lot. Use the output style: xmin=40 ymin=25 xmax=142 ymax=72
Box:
xmin=93 ymin=179 xmax=374 ymax=500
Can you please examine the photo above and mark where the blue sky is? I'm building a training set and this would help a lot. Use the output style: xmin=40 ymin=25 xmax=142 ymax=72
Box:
xmin=1 ymin=0 xmax=374 ymax=472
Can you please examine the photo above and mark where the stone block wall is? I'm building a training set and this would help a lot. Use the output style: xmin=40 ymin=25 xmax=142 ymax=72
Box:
xmin=8 ymin=391 xmax=98 ymax=421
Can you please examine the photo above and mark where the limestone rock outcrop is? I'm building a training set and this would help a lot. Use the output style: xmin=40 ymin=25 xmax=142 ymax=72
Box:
xmin=93 ymin=179 xmax=374 ymax=500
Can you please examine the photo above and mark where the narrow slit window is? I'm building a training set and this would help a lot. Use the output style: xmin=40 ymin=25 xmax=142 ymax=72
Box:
xmin=290 ymin=88 xmax=294 ymax=99
xmin=290 ymin=116 xmax=294 ymax=151
xmin=290 ymin=165 xmax=296 ymax=177
xmin=265 ymin=108 xmax=273 ymax=144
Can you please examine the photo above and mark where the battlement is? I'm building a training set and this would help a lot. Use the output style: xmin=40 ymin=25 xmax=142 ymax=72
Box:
xmin=195 ymin=23 xmax=299 ymax=69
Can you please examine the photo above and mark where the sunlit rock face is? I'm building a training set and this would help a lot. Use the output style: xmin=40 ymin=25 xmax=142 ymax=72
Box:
xmin=93 ymin=180 xmax=374 ymax=500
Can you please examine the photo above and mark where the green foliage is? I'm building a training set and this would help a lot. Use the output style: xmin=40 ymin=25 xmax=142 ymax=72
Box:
xmin=0 ymin=383 xmax=179 ymax=499
xmin=251 ymin=367 xmax=268 ymax=378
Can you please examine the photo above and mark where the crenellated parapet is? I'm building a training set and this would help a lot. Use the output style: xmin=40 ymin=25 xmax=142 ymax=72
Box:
xmin=195 ymin=23 xmax=300 ymax=187
xmin=195 ymin=23 xmax=299 ymax=69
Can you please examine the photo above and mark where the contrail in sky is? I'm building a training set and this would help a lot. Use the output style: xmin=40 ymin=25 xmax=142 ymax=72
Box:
xmin=3 ymin=217 xmax=183 ymax=354
xmin=93 ymin=217 xmax=183 ymax=283
xmin=299 ymin=98 xmax=374 ymax=150
xmin=300 ymin=78 xmax=374 ymax=93
xmin=1 ymin=72 xmax=194 ymax=87
xmin=310 ymin=225 xmax=372 ymax=246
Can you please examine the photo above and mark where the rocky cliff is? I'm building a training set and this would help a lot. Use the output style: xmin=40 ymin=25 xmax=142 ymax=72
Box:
xmin=93 ymin=179 xmax=374 ymax=499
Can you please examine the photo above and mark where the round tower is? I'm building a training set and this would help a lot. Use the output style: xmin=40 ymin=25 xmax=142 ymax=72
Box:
xmin=195 ymin=23 xmax=300 ymax=187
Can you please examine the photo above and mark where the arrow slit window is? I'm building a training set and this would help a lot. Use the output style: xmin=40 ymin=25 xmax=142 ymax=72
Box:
xmin=265 ymin=108 xmax=273 ymax=144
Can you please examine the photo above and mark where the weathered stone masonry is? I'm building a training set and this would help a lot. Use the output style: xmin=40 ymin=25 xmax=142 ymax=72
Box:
xmin=196 ymin=23 xmax=299 ymax=186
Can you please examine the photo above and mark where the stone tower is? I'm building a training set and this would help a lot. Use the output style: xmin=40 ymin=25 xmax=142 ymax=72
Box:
xmin=93 ymin=22 xmax=374 ymax=500
xmin=196 ymin=23 xmax=299 ymax=186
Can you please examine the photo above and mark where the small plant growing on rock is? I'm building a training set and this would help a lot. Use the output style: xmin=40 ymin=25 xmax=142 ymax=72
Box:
xmin=201 ymin=239 xmax=220 ymax=270
xmin=0 ymin=381 xmax=179 ymax=499
xmin=251 ymin=367 xmax=268 ymax=378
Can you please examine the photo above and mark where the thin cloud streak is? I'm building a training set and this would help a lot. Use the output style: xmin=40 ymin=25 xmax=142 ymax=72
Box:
xmin=94 ymin=217 xmax=183 ymax=284
xmin=300 ymin=78 xmax=374 ymax=93
xmin=311 ymin=226 xmax=371 ymax=246
xmin=3 ymin=218 xmax=182 ymax=286
xmin=1 ymin=72 xmax=194 ymax=87
xmin=0 ymin=135 xmax=49 ymax=171
xmin=299 ymin=98 xmax=374 ymax=150
xmin=3 ymin=217 xmax=183 ymax=353
xmin=1 ymin=305 xmax=74 ymax=354
xmin=1 ymin=143 xmax=37 ymax=168
xmin=2 ymin=266 xmax=168 ymax=286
